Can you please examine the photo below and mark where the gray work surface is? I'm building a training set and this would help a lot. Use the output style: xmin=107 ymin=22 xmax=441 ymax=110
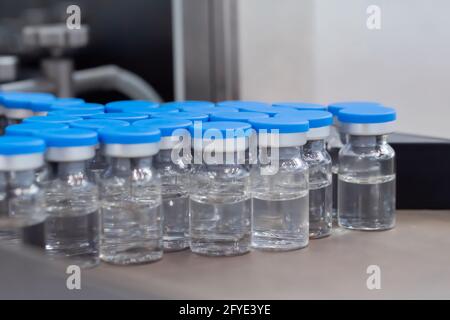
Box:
xmin=1 ymin=210 xmax=450 ymax=299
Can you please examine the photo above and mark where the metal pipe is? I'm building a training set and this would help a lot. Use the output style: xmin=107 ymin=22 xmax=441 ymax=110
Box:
xmin=73 ymin=65 xmax=163 ymax=102
xmin=0 ymin=65 xmax=162 ymax=102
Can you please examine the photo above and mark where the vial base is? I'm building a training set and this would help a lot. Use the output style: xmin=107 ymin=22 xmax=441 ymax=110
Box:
xmin=45 ymin=210 xmax=100 ymax=269
xmin=101 ymin=203 xmax=163 ymax=265
xmin=338 ymin=175 xmax=396 ymax=231
xmin=162 ymin=195 xmax=189 ymax=252
xmin=189 ymin=198 xmax=251 ymax=257
xmin=101 ymin=248 xmax=163 ymax=265
xmin=163 ymin=238 xmax=189 ymax=252
xmin=309 ymin=184 xmax=332 ymax=239
xmin=251 ymin=195 xmax=309 ymax=251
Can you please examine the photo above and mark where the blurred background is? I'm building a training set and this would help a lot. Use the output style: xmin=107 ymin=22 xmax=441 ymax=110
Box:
xmin=1 ymin=0 xmax=449 ymax=137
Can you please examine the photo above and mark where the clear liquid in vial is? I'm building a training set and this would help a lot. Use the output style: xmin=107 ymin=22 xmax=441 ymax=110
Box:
xmin=162 ymin=193 xmax=189 ymax=252
xmin=252 ymin=192 xmax=309 ymax=251
xmin=46 ymin=210 xmax=100 ymax=268
xmin=338 ymin=174 xmax=396 ymax=230
xmin=190 ymin=196 xmax=251 ymax=256
xmin=309 ymin=182 xmax=332 ymax=239
xmin=101 ymin=202 xmax=162 ymax=265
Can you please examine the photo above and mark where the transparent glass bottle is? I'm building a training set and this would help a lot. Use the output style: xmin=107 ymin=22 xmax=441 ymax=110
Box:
xmin=337 ymin=105 xmax=396 ymax=230
xmin=189 ymin=121 xmax=252 ymax=256
xmin=290 ymin=111 xmax=333 ymax=238
xmin=134 ymin=118 xmax=192 ymax=252
xmin=70 ymin=119 xmax=130 ymax=182
xmin=98 ymin=126 xmax=163 ymax=265
xmin=0 ymin=136 xmax=47 ymax=247
xmin=39 ymin=128 xmax=100 ymax=268
xmin=327 ymin=102 xmax=382 ymax=221
xmin=248 ymin=117 xmax=310 ymax=251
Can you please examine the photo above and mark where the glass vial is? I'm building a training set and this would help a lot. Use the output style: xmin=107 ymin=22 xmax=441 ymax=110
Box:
xmin=337 ymin=105 xmax=396 ymax=230
xmin=189 ymin=121 xmax=252 ymax=256
xmin=39 ymin=128 xmax=100 ymax=268
xmin=98 ymin=126 xmax=163 ymax=265
xmin=295 ymin=111 xmax=333 ymax=239
xmin=134 ymin=118 xmax=192 ymax=252
xmin=0 ymin=136 xmax=47 ymax=247
xmin=249 ymin=117 xmax=310 ymax=251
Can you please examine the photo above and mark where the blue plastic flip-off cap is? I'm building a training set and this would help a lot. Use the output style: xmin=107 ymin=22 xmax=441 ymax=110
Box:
xmin=105 ymin=100 xmax=159 ymax=113
xmin=210 ymin=111 xmax=269 ymax=123
xmin=327 ymin=101 xmax=381 ymax=116
xmin=24 ymin=115 xmax=83 ymax=124
xmin=153 ymin=111 xmax=209 ymax=122
xmin=133 ymin=118 xmax=192 ymax=137
xmin=337 ymin=105 xmax=396 ymax=124
xmin=48 ymin=109 xmax=104 ymax=118
xmin=0 ymin=136 xmax=46 ymax=155
xmin=275 ymin=110 xmax=332 ymax=128
xmin=272 ymin=102 xmax=327 ymax=111
xmin=5 ymin=123 xmax=69 ymax=136
xmin=50 ymin=102 xmax=104 ymax=112
xmin=99 ymin=126 xmax=161 ymax=145
xmin=38 ymin=128 xmax=98 ymax=147
xmin=249 ymin=117 xmax=309 ymax=134
xmin=161 ymin=101 xmax=215 ymax=110
xmin=70 ymin=119 xmax=130 ymax=132
xmin=88 ymin=112 xmax=148 ymax=122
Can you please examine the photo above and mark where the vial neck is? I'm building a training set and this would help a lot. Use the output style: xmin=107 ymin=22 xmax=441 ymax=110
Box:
xmin=348 ymin=135 xmax=387 ymax=147
xmin=54 ymin=161 xmax=89 ymax=179
xmin=304 ymin=140 xmax=326 ymax=153
xmin=155 ymin=149 xmax=173 ymax=163
xmin=2 ymin=169 xmax=37 ymax=188
xmin=109 ymin=156 xmax=154 ymax=172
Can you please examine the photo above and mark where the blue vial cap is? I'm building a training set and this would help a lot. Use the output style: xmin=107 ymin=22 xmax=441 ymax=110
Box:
xmin=337 ymin=105 xmax=396 ymax=124
xmin=224 ymin=101 xmax=277 ymax=116
xmin=24 ymin=115 xmax=83 ymax=124
xmin=49 ymin=98 xmax=85 ymax=109
xmin=275 ymin=110 xmax=332 ymax=128
xmin=38 ymin=128 xmax=98 ymax=147
xmin=70 ymin=119 xmax=130 ymax=132
xmin=99 ymin=126 xmax=161 ymax=145
xmin=216 ymin=100 xmax=267 ymax=108
xmin=105 ymin=100 xmax=159 ymax=113
xmin=327 ymin=101 xmax=381 ymax=116
xmin=51 ymin=102 xmax=104 ymax=112
xmin=207 ymin=107 xmax=239 ymax=114
xmin=48 ymin=109 xmax=104 ymax=118
xmin=210 ymin=111 xmax=269 ymax=123
xmin=153 ymin=112 xmax=209 ymax=122
xmin=133 ymin=118 xmax=192 ymax=136
xmin=272 ymin=102 xmax=327 ymax=111
xmin=88 ymin=112 xmax=148 ymax=122
xmin=28 ymin=95 xmax=57 ymax=112
xmin=161 ymin=101 xmax=215 ymax=110
xmin=249 ymin=117 xmax=309 ymax=134
xmin=2 ymin=92 xmax=55 ymax=109
xmin=178 ymin=105 xmax=216 ymax=113
xmin=5 ymin=123 xmax=69 ymax=137
xmin=189 ymin=121 xmax=252 ymax=139
xmin=115 ymin=105 xmax=179 ymax=116
xmin=0 ymin=136 xmax=46 ymax=156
